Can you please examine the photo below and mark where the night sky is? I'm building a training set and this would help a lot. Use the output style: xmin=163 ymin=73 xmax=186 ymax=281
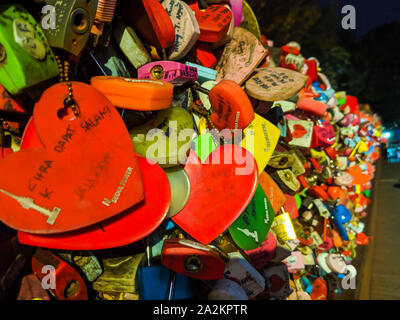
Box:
xmin=319 ymin=0 xmax=400 ymax=38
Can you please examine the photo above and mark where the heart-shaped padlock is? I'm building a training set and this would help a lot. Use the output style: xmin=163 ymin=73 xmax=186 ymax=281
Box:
xmin=0 ymin=82 xmax=144 ymax=234
xmin=172 ymin=144 xmax=258 ymax=244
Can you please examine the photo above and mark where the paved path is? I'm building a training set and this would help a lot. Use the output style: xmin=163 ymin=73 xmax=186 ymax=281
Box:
xmin=358 ymin=159 xmax=400 ymax=299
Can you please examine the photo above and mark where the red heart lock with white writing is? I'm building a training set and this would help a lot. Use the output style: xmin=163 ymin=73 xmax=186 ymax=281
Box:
xmin=0 ymin=82 xmax=144 ymax=234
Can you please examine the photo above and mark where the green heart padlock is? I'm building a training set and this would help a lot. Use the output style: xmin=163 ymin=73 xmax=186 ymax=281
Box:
xmin=228 ymin=184 xmax=275 ymax=251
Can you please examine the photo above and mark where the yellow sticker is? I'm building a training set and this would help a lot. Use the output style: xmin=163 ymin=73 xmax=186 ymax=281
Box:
xmin=241 ymin=114 xmax=280 ymax=174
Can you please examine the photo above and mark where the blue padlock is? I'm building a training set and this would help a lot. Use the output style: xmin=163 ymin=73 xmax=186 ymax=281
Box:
xmin=137 ymin=264 xmax=198 ymax=300
xmin=332 ymin=205 xmax=352 ymax=241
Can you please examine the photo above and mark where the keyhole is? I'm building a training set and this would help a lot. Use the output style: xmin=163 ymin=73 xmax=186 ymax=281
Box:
xmin=184 ymin=255 xmax=203 ymax=273
xmin=150 ymin=65 xmax=164 ymax=80
xmin=71 ymin=9 xmax=89 ymax=34
xmin=64 ymin=280 xmax=80 ymax=299
xmin=57 ymin=98 xmax=77 ymax=121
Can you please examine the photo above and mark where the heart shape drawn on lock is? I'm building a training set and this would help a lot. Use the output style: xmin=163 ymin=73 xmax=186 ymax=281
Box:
xmin=292 ymin=124 xmax=307 ymax=138
xmin=0 ymin=82 xmax=144 ymax=234
xmin=172 ymin=144 xmax=258 ymax=244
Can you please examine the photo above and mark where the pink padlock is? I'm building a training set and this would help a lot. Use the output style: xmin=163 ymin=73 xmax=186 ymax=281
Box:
xmin=283 ymin=251 xmax=305 ymax=273
xmin=229 ymin=0 xmax=243 ymax=27
xmin=313 ymin=121 xmax=336 ymax=148
xmin=138 ymin=61 xmax=198 ymax=84
xmin=318 ymin=236 xmax=333 ymax=251
xmin=245 ymin=232 xmax=277 ymax=270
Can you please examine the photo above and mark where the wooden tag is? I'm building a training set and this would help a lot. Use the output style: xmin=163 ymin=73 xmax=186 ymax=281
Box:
xmin=0 ymin=82 xmax=144 ymax=234
xmin=245 ymin=67 xmax=308 ymax=101
xmin=162 ymin=0 xmax=200 ymax=60
xmin=215 ymin=27 xmax=267 ymax=85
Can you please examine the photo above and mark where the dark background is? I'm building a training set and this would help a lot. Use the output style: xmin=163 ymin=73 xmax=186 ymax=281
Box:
xmin=248 ymin=0 xmax=400 ymax=129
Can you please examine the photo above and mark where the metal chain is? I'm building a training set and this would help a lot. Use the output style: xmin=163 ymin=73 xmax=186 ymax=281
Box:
xmin=55 ymin=56 xmax=80 ymax=118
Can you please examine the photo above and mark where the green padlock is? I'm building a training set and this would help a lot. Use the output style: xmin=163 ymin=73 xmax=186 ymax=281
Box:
xmin=0 ymin=4 xmax=59 ymax=95
xmin=130 ymin=107 xmax=195 ymax=167
xmin=228 ymin=184 xmax=275 ymax=251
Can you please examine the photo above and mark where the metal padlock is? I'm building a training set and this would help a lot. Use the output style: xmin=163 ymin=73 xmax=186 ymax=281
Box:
xmin=93 ymin=254 xmax=143 ymax=294
xmin=161 ymin=238 xmax=228 ymax=280
xmin=40 ymin=0 xmax=95 ymax=56
xmin=208 ymin=278 xmax=248 ymax=300
xmin=270 ymin=168 xmax=300 ymax=196
xmin=0 ymin=4 xmax=59 ymax=95
xmin=286 ymin=119 xmax=314 ymax=148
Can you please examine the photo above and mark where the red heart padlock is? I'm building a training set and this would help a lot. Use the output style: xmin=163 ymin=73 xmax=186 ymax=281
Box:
xmin=208 ymin=80 xmax=255 ymax=131
xmin=197 ymin=5 xmax=232 ymax=43
xmin=172 ymin=145 xmax=258 ymax=244
xmin=17 ymin=117 xmax=170 ymax=249
xmin=0 ymin=82 xmax=144 ymax=234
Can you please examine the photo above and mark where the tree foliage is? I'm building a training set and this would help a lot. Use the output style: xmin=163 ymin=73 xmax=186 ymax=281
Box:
xmin=247 ymin=0 xmax=400 ymax=125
